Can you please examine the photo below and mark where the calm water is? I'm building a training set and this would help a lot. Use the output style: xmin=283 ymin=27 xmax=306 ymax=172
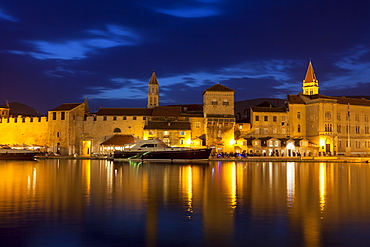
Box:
xmin=1 ymin=159 xmax=370 ymax=247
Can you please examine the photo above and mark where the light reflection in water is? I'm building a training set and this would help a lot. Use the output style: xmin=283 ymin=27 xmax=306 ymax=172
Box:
xmin=286 ymin=162 xmax=295 ymax=207
xmin=1 ymin=160 xmax=370 ymax=246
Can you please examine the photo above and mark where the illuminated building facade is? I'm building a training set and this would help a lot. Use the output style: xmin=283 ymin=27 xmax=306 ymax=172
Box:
xmin=2 ymin=62 xmax=370 ymax=156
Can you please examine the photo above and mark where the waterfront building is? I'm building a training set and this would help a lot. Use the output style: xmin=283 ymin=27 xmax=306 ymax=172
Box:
xmin=1 ymin=61 xmax=370 ymax=156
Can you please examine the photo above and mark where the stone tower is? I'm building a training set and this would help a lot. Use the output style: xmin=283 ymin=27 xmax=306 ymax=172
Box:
xmin=147 ymin=71 xmax=159 ymax=108
xmin=302 ymin=61 xmax=319 ymax=95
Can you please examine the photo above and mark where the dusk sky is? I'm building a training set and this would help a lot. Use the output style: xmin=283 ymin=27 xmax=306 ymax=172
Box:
xmin=2 ymin=0 xmax=370 ymax=114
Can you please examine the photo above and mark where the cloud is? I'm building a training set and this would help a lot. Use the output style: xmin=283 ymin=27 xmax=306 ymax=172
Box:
xmin=19 ymin=25 xmax=140 ymax=60
xmin=323 ymin=46 xmax=370 ymax=90
xmin=84 ymin=59 xmax=296 ymax=102
xmin=0 ymin=8 xmax=17 ymax=22
xmin=155 ymin=7 xmax=219 ymax=18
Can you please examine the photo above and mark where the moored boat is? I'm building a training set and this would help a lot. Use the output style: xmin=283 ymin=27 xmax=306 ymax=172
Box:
xmin=0 ymin=145 xmax=39 ymax=160
xmin=113 ymin=139 xmax=212 ymax=161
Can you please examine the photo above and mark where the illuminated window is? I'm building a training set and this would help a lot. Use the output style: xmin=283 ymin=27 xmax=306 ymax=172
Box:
xmin=163 ymin=131 xmax=169 ymax=136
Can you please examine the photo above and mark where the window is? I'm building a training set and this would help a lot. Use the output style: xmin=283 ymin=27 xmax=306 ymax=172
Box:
xmin=148 ymin=130 xmax=154 ymax=136
xmin=337 ymin=113 xmax=341 ymax=120
xmin=22 ymin=118 xmax=25 ymax=123
xmin=264 ymin=116 xmax=268 ymax=121
xmin=163 ymin=131 xmax=169 ymax=136
xmin=346 ymin=125 xmax=350 ymax=133
xmin=52 ymin=112 xmax=56 ymax=120
xmin=255 ymin=128 xmax=260 ymax=134
xmin=196 ymin=122 xmax=201 ymax=128
xmin=239 ymin=124 xmax=243 ymax=130
xmin=264 ymin=128 xmax=268 ymax=134
xmin=255 ymin=115 xmax=259 ymax=121
xmin=211 ymin=100 xmax=218 ymax=105
xmin=133 ymin=117 xmax=137 ymax=120
xmin=325 ymin=111 xmax=332 ymax=119
xmin=113 ymin=128 xmax=121 ymax=133
xmin=297 ymin=112 xmax=301 ymax=119
xmin=282 ymin=116 xmax=286 ymax=121
xmin=366 ymin=115 xmax=369 ymax=122
xmin=180 ymin=131 xmax=185 ymax=135
xmin=355 ymin=114 xmax=360 ymax=121
xmin=57 ymin=132 xmax=60 ymax=137
xmin=273 ymin=116 xmax=277 ymax=122
xmin=273 ymin=128 xmax=277 ymax=134
xmin=61 ymin=112 xmax=65 ymax=120
xmin=269 ymin=140 xmax=273 ymax=147
xmin=103 ymin=116 xmax=107 ymax=121
xmin=337 ymin=125 xmax=341 ymax=133
xmin=365 ymin=126 xmax=369 ymax=134
xmin=113 ymin=116 xmax=117 ymax=121
xmin=179 ymin=139 xmax=185 ymax=145
xmin=298 ymin=124 xmax=301 ymax=133
xmin=143 ymin=117 xmax=146 ymax=120
xmin=223 ymin=100 xmax=229 ymax=106
xmin=356 ymin=126 xmax=360 ymax=134
xmin=123 ymin=116 xmax=127 ymax=120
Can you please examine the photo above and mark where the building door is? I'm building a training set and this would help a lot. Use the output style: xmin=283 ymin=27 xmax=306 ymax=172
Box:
xmin=326 ymin=144 xmax=331 ymax=154
xmin=82 ymin=141 xmax=91 ymax=156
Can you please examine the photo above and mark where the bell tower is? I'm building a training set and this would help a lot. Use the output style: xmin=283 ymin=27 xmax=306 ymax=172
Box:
xmin=147 ymin=71 xmax=159 ymax=108
xmin=302 ymin=61 xmax=319 ymax=95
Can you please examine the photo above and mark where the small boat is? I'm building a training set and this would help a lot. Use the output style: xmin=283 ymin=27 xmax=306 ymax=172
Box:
xmin=113 ymin=139 xmax=212 ymax=161
xmin=0 ymin=145 xmax=39 ymax=160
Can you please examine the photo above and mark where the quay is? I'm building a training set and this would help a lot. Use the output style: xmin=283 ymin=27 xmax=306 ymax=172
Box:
xmin=34 ymin=154 xmax=370 ymax=163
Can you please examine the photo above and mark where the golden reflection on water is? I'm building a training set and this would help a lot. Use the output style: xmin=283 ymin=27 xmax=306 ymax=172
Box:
xmin=1 ymin=160 xmax=370 ymax=246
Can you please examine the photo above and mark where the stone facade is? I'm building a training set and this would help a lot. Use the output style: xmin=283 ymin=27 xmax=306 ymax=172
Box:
xmin=2 ymin=63 xmax=370 ymax=157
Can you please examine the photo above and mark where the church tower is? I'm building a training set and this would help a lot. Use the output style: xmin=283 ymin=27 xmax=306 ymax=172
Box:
xmin=147 ymin=71 xmax=159 ymax=108
xmin=302 ymin=61 xmax=319 ymax=95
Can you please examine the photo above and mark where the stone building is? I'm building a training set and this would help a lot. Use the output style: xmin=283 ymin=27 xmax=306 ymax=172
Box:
xmin=0 ymin=72 xmax=236 ymax=155
xmin=2 ymin=61 xmax=370 ymax=157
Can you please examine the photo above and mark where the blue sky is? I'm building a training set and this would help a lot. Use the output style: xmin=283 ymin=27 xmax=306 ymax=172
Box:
xmin=1 ymin=0 xmax=370 ymax=113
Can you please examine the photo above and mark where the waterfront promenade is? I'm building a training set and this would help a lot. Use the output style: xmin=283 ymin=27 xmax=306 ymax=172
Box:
xmin=35 ymin=154 xmax=370 ymax=163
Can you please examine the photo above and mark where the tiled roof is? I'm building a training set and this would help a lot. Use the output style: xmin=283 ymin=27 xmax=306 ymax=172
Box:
xmin=288 ymin=94 xmax=370 ymax=106
xmin=144 ymin=121 xmax=191 ymax=130
xmin=97 ymin=108 xmax=152 ymax=116
xmin=203 ymin=83 xmax=235 ymax=94
xmin=287 ymin=94 xmax=305 ymax=104
xmin=151 ymin=106 xmax=183 ymax=117
xmin=303 ymin=61 xmax=318 ymax=83
xmin=168 ymin=104 xmax=203 ymax=115
xmin=149 ymin=72 xmax=158 ymax=84
xmin=100 ymin=134 xmax=135 ymax=145
xmin=251 ymin=106 xmax=287 ymax=112
xmin=51 ymin=103 xmax=83 ymax=111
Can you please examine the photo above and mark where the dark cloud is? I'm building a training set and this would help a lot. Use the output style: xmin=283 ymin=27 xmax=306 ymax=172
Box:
xmin=2 ymin=0 xmax=370 ymax=114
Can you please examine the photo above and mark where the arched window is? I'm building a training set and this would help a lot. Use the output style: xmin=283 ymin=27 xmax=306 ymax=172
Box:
xmin=113 ymin=128 xmax=121 ymax=133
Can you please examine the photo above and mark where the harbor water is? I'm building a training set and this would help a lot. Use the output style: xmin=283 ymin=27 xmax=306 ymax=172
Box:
xmin=1 ymin=159 xmax=370 ymax=246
